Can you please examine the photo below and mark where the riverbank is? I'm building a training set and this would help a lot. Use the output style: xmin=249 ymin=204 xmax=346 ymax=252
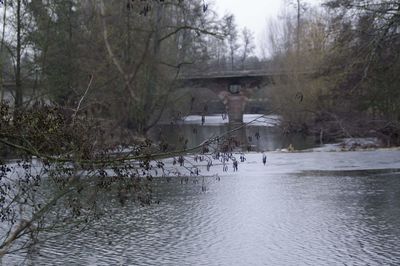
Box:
xmin=279 ymin=137 xmax=400 ymax=153
xmin=280 ymin=117 xmax=400 ymax=149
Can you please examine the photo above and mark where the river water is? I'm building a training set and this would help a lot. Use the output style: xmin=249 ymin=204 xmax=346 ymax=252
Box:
xmin=4 ymin=115 xmax=400 ymax=265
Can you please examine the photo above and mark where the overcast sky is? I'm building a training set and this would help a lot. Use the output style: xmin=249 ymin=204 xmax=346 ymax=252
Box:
xmin=214 ymin=0 xmax=323 ymax=56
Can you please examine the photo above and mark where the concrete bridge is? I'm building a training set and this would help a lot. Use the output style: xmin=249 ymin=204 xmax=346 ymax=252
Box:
xmin=177 ymin=69 xmax=282 ymax=123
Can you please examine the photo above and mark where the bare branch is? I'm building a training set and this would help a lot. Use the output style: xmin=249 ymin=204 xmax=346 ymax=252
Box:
xmin=72 ymin=74 xmax=94 ymax=123
xmin=98 ymin=0 xmax=139 ymax=102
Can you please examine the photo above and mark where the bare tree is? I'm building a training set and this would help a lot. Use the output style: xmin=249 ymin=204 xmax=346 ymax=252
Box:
xmin=0 ymin=0 xmax=8 ymax=102
xmin=223 ymin=14 xmax=239 ymax=70
xmin=15 ymin=0 xmax=22 ymax=110
xmin=240 ymin=27 xmax=255 ymax=69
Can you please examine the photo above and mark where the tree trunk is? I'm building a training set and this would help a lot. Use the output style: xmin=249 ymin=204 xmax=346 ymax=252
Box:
xmin=296 ymin=0 xmax=301 ymax=57
xmin=15 ymin=0 xmax=23 ymax=109
xmin=0 ymin=0 xmax=7 ymax=102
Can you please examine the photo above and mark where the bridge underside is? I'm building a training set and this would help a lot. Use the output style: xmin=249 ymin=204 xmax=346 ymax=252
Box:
xmin=179 ymin=74 xmax=274 ymax=123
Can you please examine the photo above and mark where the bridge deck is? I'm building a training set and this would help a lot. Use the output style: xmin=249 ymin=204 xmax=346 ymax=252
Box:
xmin=178 ymin=69 xmax=316 ymax=80
xmin=178 ymin=70 xmax=283 ymax=80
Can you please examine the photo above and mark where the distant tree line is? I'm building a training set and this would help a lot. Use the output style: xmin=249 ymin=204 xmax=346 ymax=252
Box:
xmin=265 ymin=0 xmax=400 ymax=145
xmin=0 ymin=0 xmax=260 ymax=136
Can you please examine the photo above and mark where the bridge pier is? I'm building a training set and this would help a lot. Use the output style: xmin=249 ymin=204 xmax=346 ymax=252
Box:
xmin=226 ymin=94 xmax=247 ymax=123
xmin=218 ymin=85 xmax=248 ymax=124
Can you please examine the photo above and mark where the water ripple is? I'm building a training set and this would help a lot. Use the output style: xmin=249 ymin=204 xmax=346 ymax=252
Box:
xmin=4 ymin=153 xmax=400 ymax=265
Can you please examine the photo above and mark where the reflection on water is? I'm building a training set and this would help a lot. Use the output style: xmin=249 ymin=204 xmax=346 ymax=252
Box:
xmin=151 ymin=123 xmax=315 ymax=152
xmin=152 ymin=114 xmax=315 ymax=152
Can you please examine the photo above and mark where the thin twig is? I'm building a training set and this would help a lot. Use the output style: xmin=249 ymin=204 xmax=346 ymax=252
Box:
xmin=72 ymin=74 xmax=94 ymax=123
